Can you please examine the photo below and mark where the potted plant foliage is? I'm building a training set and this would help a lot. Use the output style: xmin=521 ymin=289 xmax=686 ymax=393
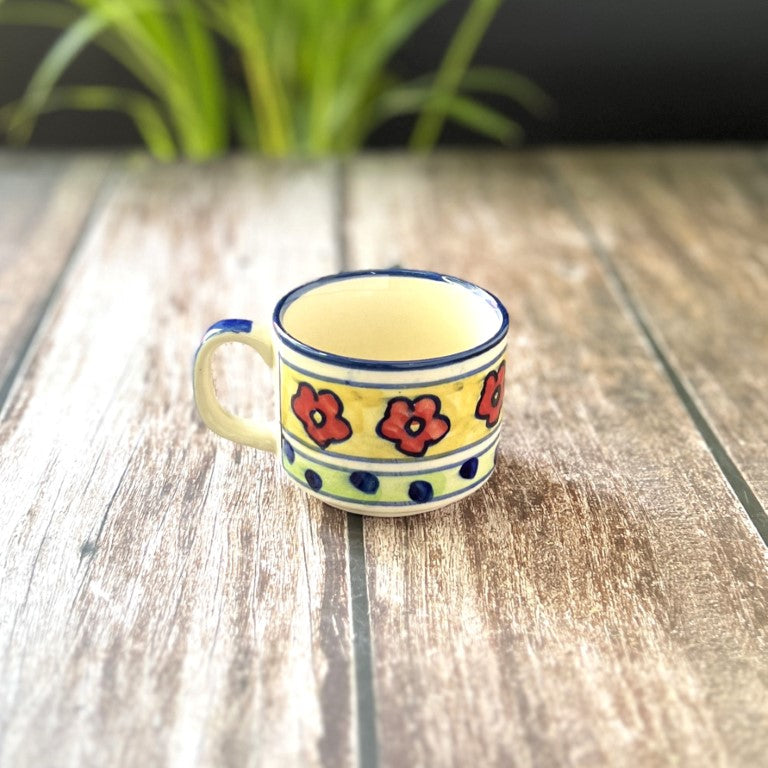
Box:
xmin=0 ymin=0 xmax=551 ymax=159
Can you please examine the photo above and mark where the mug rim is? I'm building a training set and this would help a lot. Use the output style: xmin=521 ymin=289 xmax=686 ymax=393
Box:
xmin=272 ymin=268 xmax=509 ymax=371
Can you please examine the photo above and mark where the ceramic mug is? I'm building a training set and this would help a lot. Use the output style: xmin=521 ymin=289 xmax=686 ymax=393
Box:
xmin=193 ymin=269 xmax=508 ymax=516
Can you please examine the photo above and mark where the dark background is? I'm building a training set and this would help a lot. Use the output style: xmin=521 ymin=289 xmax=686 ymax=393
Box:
xmin=1 ymin=0 xmax=767 ymax=148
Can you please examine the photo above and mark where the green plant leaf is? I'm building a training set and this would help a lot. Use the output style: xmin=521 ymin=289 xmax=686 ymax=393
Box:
xmin=461 ymin=67 xmax=554 ymax=118
xmin=328 ymin=0 xmax=443 ymax=140
xmin=403 ymin=66 xmax=554 ymax=119
xmin=206 ymin=0 xmax=293 ymax=155
xmin=2 ymin=85 xmax=176 ymax=159
xmin=377 ymin=86 xmax=521 ymax=144
xmin=7 ymin=10 xmax=109 ymax=142
xmin=230 ymin=85 xmax=260 ymax=150
xmin=436 ymin=95 xmax=522 ymax=144
xmin=88 ymin=0 xmax=221 ymax=156
xmin=410 ymin=0 xmax=504 ymax=149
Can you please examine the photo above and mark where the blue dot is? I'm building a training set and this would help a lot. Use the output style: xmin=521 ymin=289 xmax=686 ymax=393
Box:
xmin=350 ymin=471 xmax=379 ymax=494
xmin=459 ymin=457 xmax=479 ymax=479
xmin=283 ymin=441 xmax=295 ymax=464
xmin=305 ymin=469 xmax=322 ymax=490
xmin=408 ymin=480 xmax=434 ymax=503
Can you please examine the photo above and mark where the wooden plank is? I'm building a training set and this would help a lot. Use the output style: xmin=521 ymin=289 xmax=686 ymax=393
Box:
xmin=550 ymin=148 xmax=768 ymax=511
xmin=346 ymin=153 xmax=768 ymax=767
xmin=0 ymin=158 xmax=355 ymax=767
xmin=0 ymin=152 xmax=111 ymax=393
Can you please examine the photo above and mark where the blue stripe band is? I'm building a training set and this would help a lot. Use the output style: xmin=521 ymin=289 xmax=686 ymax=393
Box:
xmin=287 ymin=434 xmax=500 ymax=475
xmin=280 ymin=347 xmax=506 ymax=389
xmin=281 ymin=425 xmax=501 ymax=464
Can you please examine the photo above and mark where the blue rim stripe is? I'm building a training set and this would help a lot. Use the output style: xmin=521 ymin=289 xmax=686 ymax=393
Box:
xmin=281 ymin=424 xmax=501 ymax=464
xmin=272 ymin=269 xmax=509 ymax=372
xmin=293 ymin=468 xmax=496 ymax=507
xmin=280 ymin=346 xmax=506 ymax=389
xmin=287 ymin=434 xmax=500 ymax=475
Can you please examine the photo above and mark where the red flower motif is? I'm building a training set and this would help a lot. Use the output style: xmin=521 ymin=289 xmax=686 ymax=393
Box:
xmin=291 ymin=382 xmax=352 ymax=449
xmin=475 ymin=362 xmax=505 ymax=427
xmin=376 ymin=395 xmax=450 ymax=457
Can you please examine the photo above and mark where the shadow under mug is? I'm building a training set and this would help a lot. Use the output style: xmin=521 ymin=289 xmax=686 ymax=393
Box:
xmin=193 ymin=269 xmax=508 ymax=516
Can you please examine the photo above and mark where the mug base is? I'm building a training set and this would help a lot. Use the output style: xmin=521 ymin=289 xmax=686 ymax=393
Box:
xmin=294 ymin=471 xmax=493 ymax=517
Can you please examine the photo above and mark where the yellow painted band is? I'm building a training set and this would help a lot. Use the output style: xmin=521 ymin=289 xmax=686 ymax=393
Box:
xmin=279 ymin=358 xmax=504 ymax=460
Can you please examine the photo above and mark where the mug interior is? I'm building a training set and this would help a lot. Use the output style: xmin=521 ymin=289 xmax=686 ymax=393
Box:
xmin=278 ymin=272 xmax=506 ymax=362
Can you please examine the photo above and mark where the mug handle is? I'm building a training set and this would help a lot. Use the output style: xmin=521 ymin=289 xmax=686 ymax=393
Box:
xmin=193 ymin=319 xmax=278 ymax=453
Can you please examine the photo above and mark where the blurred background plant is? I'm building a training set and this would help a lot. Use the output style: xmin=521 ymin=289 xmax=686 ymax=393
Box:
xmin=0 ymin=0 xmax=552 ymax=159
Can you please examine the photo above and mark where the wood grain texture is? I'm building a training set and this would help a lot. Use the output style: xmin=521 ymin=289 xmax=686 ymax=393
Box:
xmin=0 ymin=158 xmax=355 ymax=768
xmin=0 ymin=152 xmax=111 ymax=393
xmin=346 ymin=153 xmax=768 ymax=767
xmin=550 ymin=148 xmax=768 ymax=510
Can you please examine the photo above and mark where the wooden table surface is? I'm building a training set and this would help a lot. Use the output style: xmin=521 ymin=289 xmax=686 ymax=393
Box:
xmin=1 ymin=148 xmax=767 ymax=768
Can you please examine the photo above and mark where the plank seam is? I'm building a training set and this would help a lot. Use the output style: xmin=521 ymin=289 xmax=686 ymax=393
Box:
xmin=336 ymin=158 xmax=379 ymax=768
xmin=336 ymin=159 xmax=350 ymax=273
xmin=548 ymin=159 xmax=768 ymax=547
xmin=347 ymin=514 xmax=379 ymax=768
xmin=0 ymin=159 xmax=119 ymax=419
